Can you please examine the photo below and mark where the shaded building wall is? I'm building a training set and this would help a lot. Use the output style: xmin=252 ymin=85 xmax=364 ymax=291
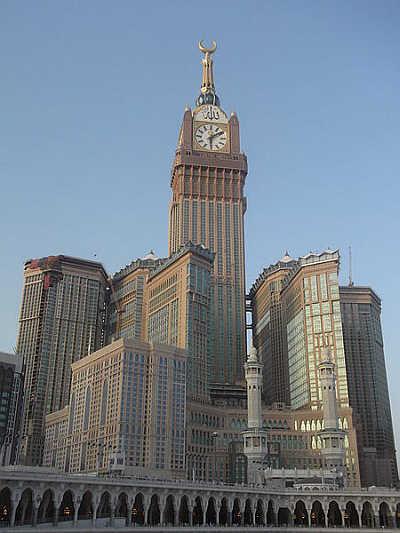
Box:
xmin=340 ymin=286 xmax=398 ymax=487
xmin=16 ymin=255 xmax=108 ymax=466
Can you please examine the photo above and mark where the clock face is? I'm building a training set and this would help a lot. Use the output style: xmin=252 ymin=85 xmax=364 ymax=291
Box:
xmin=195 ymin=124 xmax=227 ymax=151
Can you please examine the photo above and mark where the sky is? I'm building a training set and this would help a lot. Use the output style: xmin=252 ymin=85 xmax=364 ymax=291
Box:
xmin=1 ymin=1 xmax=400 ymax=448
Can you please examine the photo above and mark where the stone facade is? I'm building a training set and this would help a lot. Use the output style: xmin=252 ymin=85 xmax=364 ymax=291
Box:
xmin=0 ymin=467 xmax=398 ymax=529
xmin=43 ymin=338 xmax=187 ymax=480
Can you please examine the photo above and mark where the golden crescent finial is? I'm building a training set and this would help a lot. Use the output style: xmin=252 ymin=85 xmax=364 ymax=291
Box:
xmin=199 ymin=40 xmax=217 ymax=55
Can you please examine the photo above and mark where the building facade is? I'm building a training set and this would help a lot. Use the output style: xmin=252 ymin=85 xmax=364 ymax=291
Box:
xmin=340 ymin=286 xmax=398 ymax=487
xmin=0 ymin=352 xmax=24 ymax=466
xmin=145 ymin=243 xmax=213 ymax=402
xmin=248 ymin=253 xmax=296 ymax=407
xmin=168 ymin=43 xmax=247 ymax=385
xmin=16 ymin=255 xmax=109 ymax=466
xmin=43 ymin=338 xmax=187 ymax=480
xmin=251 ymin=250 xmax=349 ymax=411
xmin=107 ymin=252 xmax=165 ymax=343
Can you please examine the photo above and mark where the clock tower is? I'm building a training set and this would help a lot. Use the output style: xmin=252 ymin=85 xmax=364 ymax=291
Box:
xmin=168 ymin=42 xmax=248 ymax=384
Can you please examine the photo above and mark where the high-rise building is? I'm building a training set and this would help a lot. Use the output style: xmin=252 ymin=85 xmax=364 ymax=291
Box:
xmin=107 ymin=252 xmax=165 ymax=343
xmin=17 ymin=255 xmax=109 ymax=465
xmin=145 ymin=242 xmax=213 ymax=402
xmin=168 ymin=42 xmax=247 ymax=384
xmin=340 ymin=285 xmax=398 ymax=487
xmin=43 ymin=338 xmax=187 ymax=480
xmin=249 ymin=253 xmax=296 ymax=406
xmin=0 ymin=352 xmax=24 ymax=466
xmin=251 ymin=250 xmax=350 ymax=411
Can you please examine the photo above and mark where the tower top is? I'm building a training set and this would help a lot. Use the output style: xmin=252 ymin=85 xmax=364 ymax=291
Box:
xmin=247 ymin=342 xmax=259 ymax=363
xmin=196 ymin=40 xmax=220 ymax=107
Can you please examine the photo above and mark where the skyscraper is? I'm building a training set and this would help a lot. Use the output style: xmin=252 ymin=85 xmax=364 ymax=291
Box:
xmin=248 ymin=253 xmax=296 ymax=406
xmin=340 ymin=285 xmax=398 ymax=487
xmin=17 ymin=255 xmax=109 ymax=465
xmin=251 ymin=250 xmax=350 ymax=410
xmin=168 ymin=42 xmax=247 ymax=384
xmin=145 ymin=242 xmax=213 ymax=401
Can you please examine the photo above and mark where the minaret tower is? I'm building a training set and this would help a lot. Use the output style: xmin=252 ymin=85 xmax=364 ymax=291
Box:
xmin=242 ymin=343 xmax=268 ymax=483
xmin=168 ymin=42 xmax=247 ymax=385
xmin=318 ymin=347 xmax=347 ymax=484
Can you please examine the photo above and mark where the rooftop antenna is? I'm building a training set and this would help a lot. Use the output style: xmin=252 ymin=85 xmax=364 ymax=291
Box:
xmin=349 ymin=245 xmax=354 ymax=287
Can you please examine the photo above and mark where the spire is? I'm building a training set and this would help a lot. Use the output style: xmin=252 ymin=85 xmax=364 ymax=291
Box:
xmin=196 ymin=40 xmax=220 ymax=107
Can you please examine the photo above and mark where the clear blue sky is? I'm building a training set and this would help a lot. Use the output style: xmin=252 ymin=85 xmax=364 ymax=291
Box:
xmin=1 ymin=1 xmax=399 ymax=447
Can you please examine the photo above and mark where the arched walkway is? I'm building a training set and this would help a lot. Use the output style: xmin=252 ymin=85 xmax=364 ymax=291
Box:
xmin=218 ymin=498 xmax=229 ymax=526
xmin=278 ymin=507 xmax=291 ymax=527
xmin=294 ymin=500 xmax=308 ymax=526
xmin=311 ymin=500 xmax=325 ymax=527
xmin=255 ymin=499 xmax=264 ymax=526
xmin=192 ymin=496 xmax=203 ymax=526
xmin=178 ymin=496 xmax=190 ymax=526
xmin=147 ymin=495 xmax=160 ymax=526
xmin=115 ymin=493 xmax=128 ymax=524
xmin=205 ymin=497 xmax=217 ymax=525
xmin=327 ymin=500 xmax=342 ymax=527
xmin=266 ymin=500 xmax=275 ymax=525
xmin=38 ymin=489 xmax=55 ymax=524
xmin=232 ymin=498 xmax=241 ymax=525
xmin=15 ymin=488 xmax=33 ymax=526
xmin=345 ymin=501 xmax=359 ymax=528
xmin=58 ymin=490 xmax=74 ymax=522
xmin=361 ymin=501 xmax=374 ymax=528
xmin=0 ymin=487 xmax=11 ymax=526
xmin=132 ymin=493 xmax=145 ymax=525
xmin=97 ymin=491 xmax=111 ymax=519
xmin=379 ymin=501 xmax=392 ymax=528
xmin=244 ymin=498 xmax=253 ymax=526
xmin=163 ymin=495 xmax=175 ymax=526
xmin=77 ymin=491 xmax=93 ymax=521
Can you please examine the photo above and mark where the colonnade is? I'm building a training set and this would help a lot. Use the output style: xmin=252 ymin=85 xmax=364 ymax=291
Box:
xmin=1 ymin=484 xmax=400 ymax=529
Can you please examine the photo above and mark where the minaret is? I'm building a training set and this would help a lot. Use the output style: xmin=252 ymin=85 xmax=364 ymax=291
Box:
xmin=242 ymin=343 xmax=268 ymax=483
xmin=318 ymin=347 xmax=346 ymax=484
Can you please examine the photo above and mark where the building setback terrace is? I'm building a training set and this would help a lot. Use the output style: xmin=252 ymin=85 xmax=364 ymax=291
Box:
xmin=0 ymin=468 xmax=399 ymax=529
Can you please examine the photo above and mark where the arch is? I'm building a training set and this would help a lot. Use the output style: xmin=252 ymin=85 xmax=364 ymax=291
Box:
xmin=327 ymin=500 xmax=342 ymax=527
xmin=15 ymin=488 xmax=33 ymax=525
xmin=311 ymin=500 xmax=325 ymax=527
xmin=379 ymin=501 xmax=392 ymax=528
xmin=97 ymin=491 xmax=111 ymax=519
xmin=344 ymin=501 xmax=359 ymax=528
xmin=38 ymin=489 xmax=55 ymax=524
xmin=277 ymin=507 xmax=291 ymax=527
xmin=78 ymin=491 xmax=93 ymax=520
xmin=205 ymin=497 xmax=217 ymax=526
xmin=244 ymin=498 xmax=253 ymax=526
xmin=266 ymin=500 xmax=275 ymax=525
xmin=178 ymin=495 xmax=190 ymax=526
xmin=192 ymin=496 xmax=203 ymax=526
xmin=255 ymin=499 xmax=264 ymax=526
xmin=147 ymin=494 xmax=160 ymax=526
xmin=163 ymin=494 xmax=175 ymax=526
xmin=361 ymin=501 xmax=374 ymax=528
xmin=232 ymin=498 xmax=241 ymax=525
xmin=59 ymin=490 xmax=74 ymax=522
xmin=396 ymin=503 xmax=400 ymax=528
xmin=0 ymin=487 xmax=12 ymax=526
xmin=115 ymin=493 xmax=128 ymax=521
xmin=218 ymin=498 xmax=228 ymax=526
xmin=294 ymin=500 xmax=308 ymax=526
xmin=133 ymin=493 xmax=145 ymax=525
